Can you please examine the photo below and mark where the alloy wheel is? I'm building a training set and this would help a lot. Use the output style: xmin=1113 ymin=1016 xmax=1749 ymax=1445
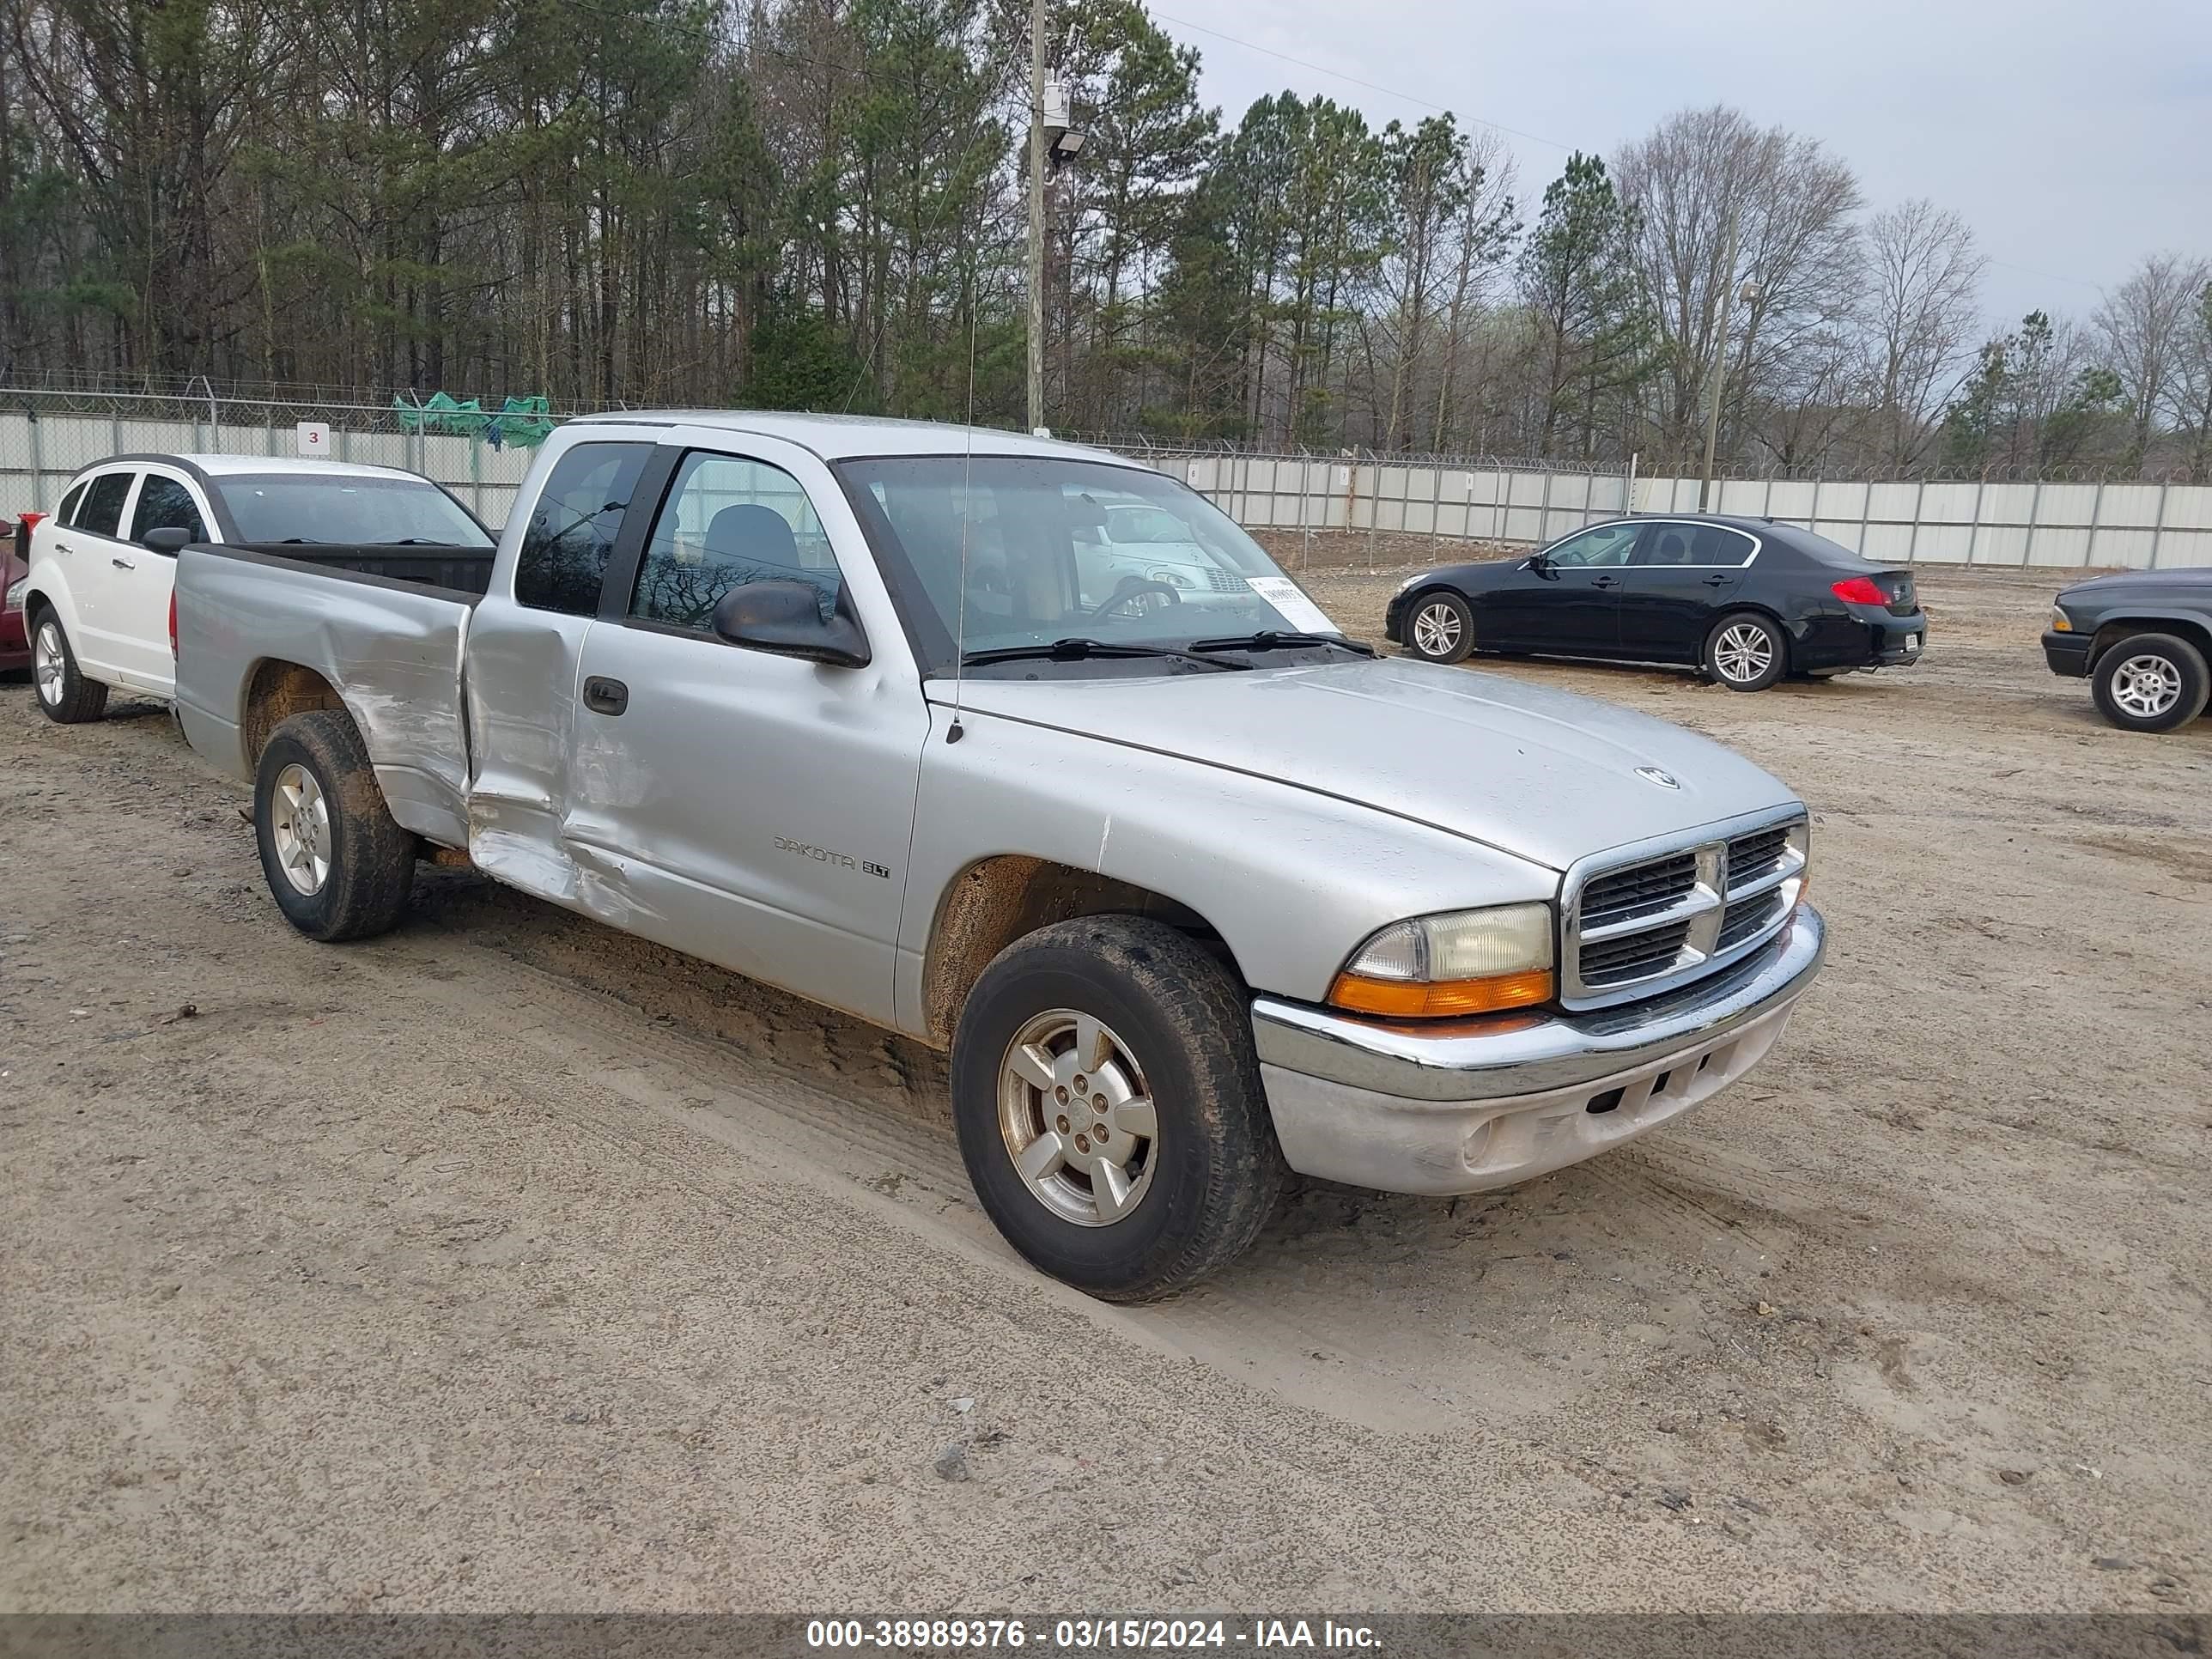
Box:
xmin=270 ymin=763 xmax=332 ymax=896
xmin=2111 ymin=653 xmax=2183 ymax=720
xmin=33 ymin=620 xmax=64 ymax=706
xmin=996 ymin=1009 xmax=1159 ymax=1227
xmin=1714 ymin=622 xmax=1775 ymax=684
xmin=1412 ymin=600 xmax=1463 ymax=658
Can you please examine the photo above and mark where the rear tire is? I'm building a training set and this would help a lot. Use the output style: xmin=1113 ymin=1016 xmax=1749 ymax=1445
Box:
xmin=253 ymin=709 xmax=416 ymax=941
xmin=951 ymin=916 xmax=1285 ymax=1303
xmin=30 ymin=610 xmax=108 ymax=723
xmin=1704 ymin=611 xmax=1786 ymax=692
xmin=2091 ymin=632 xmax=2209 ymax=733
xmin=1404 ymin=591 xmax=1476 ymax=664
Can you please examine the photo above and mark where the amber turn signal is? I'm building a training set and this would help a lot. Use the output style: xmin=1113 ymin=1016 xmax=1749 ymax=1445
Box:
xmin=1328 ymin=969 xmax=1556 ymax=1019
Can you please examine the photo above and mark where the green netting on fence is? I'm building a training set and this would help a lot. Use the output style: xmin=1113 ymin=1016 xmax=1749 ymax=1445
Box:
xmin=392 ymin=392 xmax=556 ymax=447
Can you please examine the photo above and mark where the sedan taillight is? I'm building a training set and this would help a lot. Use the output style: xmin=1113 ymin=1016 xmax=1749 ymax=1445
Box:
xmin=168 ymin=591 xmax=178 ymax=657
xmin=1831 ymin=576 xmax=1887 ymax=605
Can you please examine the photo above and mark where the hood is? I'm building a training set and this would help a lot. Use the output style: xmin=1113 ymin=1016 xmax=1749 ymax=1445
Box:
xmin=943 ymin=656 xmax=1796 ymax=872
xmin=2060 ymin=567 xmax=2212 ymax=599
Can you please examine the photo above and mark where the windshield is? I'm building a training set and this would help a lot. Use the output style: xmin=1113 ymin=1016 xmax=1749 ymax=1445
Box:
xmin=832 ymin=454 xmax=1339 ymax=675
xmin=215 ymin=474 xmax=495 ymax=548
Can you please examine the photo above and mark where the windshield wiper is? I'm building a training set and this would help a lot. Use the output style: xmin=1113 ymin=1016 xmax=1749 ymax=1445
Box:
xmin=272 ymin=537 xmax=327 ymax=544
xmin=960 ymin=638 xmax=1253 ymax=672
xmin=1187 ymin=630 xmax=1376 ymax=658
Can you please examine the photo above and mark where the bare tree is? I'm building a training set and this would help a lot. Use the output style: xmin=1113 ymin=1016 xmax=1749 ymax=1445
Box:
xmin=1858 ymin=198 xmax=1985 ymax=466
xmin=2094 ymin=252 xmax=2212 ymax=470
xmin=2170 ymin=278 xmax=2212 ymax=482
xmin=1429 ymin=130 xmax=1518 ymax=451
xmin=1613 ymin=105 xmax=1863 ymax=469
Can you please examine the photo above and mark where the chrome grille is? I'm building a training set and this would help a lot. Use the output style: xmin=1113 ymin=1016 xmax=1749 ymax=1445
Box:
xmin=1727 ymin=825 xmax=1790 ymax=888
xmin=1717 ymin=891 xmax=1785 ymax=951
xmin=1580 ymin=852 xmax=1697 ymax=928
xmin=1562 ymin=809 xmax=1808 ymax=1010
xmin=1581 ymin=920 xmax=1694 ymax=987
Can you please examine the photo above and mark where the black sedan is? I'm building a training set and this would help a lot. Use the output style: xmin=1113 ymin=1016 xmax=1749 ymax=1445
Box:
xmin=1384 ymin=514 xmax=1928 ymax=691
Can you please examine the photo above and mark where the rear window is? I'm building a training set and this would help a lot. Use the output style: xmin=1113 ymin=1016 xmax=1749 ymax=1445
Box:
xmin=213 ymin=474 xmax=493 ymax=548
xmin=75 ymin=473 xmax=135 ymax=537
xmin=514 ymin=441 xmax=653 ymax=617
xmin=1637 ymin=524 xmax=1757 ymax=568
xmin=1104 ymin=506 xmax=1188 ymax=544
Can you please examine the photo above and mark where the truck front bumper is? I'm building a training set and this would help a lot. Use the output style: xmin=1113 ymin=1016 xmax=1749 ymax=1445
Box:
xmin=1250 ymin=906 xmax=1826 ymax=1195
xmin=2042 ymin=629 xmax=2093 ymax=678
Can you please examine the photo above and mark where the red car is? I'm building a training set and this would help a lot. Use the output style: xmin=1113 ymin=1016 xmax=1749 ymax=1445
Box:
xmin=1 ymin=513 xmax=36 ymax=676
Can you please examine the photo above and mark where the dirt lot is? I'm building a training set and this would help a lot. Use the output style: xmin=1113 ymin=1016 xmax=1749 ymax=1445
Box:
xmin=2 ymin=554 xmax=2207 ymax=1613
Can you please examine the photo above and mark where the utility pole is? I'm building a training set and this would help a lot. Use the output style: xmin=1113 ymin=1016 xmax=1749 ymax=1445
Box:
xmin=1025 ymin=0 xmax=1047 ymax=434
xmin=1698 ymin=205 xmax=1740 ymax=513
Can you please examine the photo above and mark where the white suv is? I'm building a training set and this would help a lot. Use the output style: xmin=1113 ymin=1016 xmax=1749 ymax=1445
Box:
xmin=17 ymin=453 xmax=489 ymax=722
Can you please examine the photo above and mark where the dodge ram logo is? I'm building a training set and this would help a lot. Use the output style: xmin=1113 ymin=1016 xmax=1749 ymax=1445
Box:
xmin=1635 ymin=766 xmax=1681 ymax=790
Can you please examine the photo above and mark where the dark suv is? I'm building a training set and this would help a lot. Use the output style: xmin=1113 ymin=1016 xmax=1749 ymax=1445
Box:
xmin=2043 ymin=569 xmax=2212 ymax=733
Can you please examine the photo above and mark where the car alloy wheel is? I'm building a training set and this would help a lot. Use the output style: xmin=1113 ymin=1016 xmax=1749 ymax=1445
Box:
xmin=33 ymin=619 xmax=64 ymax=706
xmin=2109 ymin=653 xmax=2183 ymax=720
xmin=269 ymin=762 xmax=333 ymax=896
xmin=1411 ymin=599 xmax=1464 ymax=658
xmin=996 ymin=1008 xmax=1159 ymax=1227
xmin=1713 ymin=622 xmax=1775 ymax=684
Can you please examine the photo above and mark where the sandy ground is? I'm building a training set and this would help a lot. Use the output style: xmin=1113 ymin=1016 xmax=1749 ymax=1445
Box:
xmin=1 ymin=553 xmax=2207 ymax=1614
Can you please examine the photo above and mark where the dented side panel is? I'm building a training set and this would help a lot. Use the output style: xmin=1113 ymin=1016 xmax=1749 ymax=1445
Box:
xmin=173 ymin=546 xmax=476 ymax=845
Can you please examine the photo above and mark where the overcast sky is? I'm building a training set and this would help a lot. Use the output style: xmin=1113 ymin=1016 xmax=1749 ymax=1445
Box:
xmin=1148 ymin=0 xmax=2212 ymax=331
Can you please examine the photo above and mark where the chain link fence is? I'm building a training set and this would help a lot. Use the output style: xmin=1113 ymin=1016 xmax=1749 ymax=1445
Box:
xmin=3 ymin=390 xmax=2208 ymax=568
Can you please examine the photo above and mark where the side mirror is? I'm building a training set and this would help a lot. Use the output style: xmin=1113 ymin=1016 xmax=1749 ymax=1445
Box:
xmin=711 ymin=579 xmax=870 ymax=668
xmin=143 ymin=526 xmax=192 ymax=555
xmin=1521 ymin=550 xmax=1553 ymax=575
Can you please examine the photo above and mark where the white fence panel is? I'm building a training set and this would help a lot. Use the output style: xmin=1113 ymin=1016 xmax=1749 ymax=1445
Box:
xmin=8 ymin=404 xmax=2212 ymax=566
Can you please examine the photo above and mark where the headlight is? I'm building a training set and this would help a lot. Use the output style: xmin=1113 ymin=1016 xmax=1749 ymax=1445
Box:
xmin=3 ymin=578 xmax=24 ymax=613
xmin=1147 ymin=568 xmax=1193 ymax=589
xmin=2048 ymin=605 xmax=2072 ymax=633
xmin=1328 ymin=902 xmax=1555 ymax=1018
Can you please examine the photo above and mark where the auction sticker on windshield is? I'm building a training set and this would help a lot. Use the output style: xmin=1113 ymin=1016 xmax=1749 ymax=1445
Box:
xmin=1244 ymin=576 xmax=1338 ymax=635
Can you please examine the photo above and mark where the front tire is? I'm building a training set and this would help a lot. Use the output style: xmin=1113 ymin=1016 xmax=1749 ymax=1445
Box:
xmin=1404 ymin=591 xmax=1476 ymax=664
xmin=253 ymin=709 xmax=416 ymax=941
xmin=2091 ymin=632 xmax=2209 ymax=732
xmin=1705 ymin=611 xmax=1786 ymax=692
xmin=30 ymin=610 xmax=108 ymax=723
xmin=951 ymin=917 xmax=1286 ymax=1303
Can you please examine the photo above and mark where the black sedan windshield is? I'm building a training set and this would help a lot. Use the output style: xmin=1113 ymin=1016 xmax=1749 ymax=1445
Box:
xmin=833 ymin=454 xmax=1340 ymax=675
xmin=215 ymin=474 xmax=494 ymax=548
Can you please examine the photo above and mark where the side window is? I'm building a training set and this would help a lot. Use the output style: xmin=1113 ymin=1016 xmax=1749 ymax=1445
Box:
xmin=629 ymin=450 xmax=838 ymax=632
xmin=1690 ymin=526 xmax=1756 ymax=567
xmin=75 ymin=472 xmax=136 ymax=538
xmin=131 ymin=476 xmax=208 ymax=548
xmin=1634 ymin=524 xmax=1757 ymax=568
xmin=57 ymin=482 xmax=87 ymax=526
xmin=514 ymin=441 xmax=652 ymax=617
xmin=1545 ymin=521 xmax=1641 ymax=568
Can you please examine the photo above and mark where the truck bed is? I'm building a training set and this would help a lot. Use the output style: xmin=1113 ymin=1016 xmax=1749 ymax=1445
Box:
xmin=173 ymin=544 xmax=481 ymax=849
xmin=205 ymin=540 xmax=494 ymax=598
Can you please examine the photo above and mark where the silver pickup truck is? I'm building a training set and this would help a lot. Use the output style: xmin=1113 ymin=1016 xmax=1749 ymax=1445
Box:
xmin=175 ymin=413 xmax=1826 ymax=1300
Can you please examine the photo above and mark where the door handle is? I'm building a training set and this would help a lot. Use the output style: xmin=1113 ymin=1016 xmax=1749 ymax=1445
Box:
xmin=582 ymin=675 xmax=629 ymax=716
xmin=112 ymin=556 xmax=136 ymax=570
xmin=55 ymin=541 xmax=73 ymax=556
xmin=1703 ymin=574 xmax=1734 ymax=586
xmin=1592 ymin=574 xmax=1620 ymax=588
